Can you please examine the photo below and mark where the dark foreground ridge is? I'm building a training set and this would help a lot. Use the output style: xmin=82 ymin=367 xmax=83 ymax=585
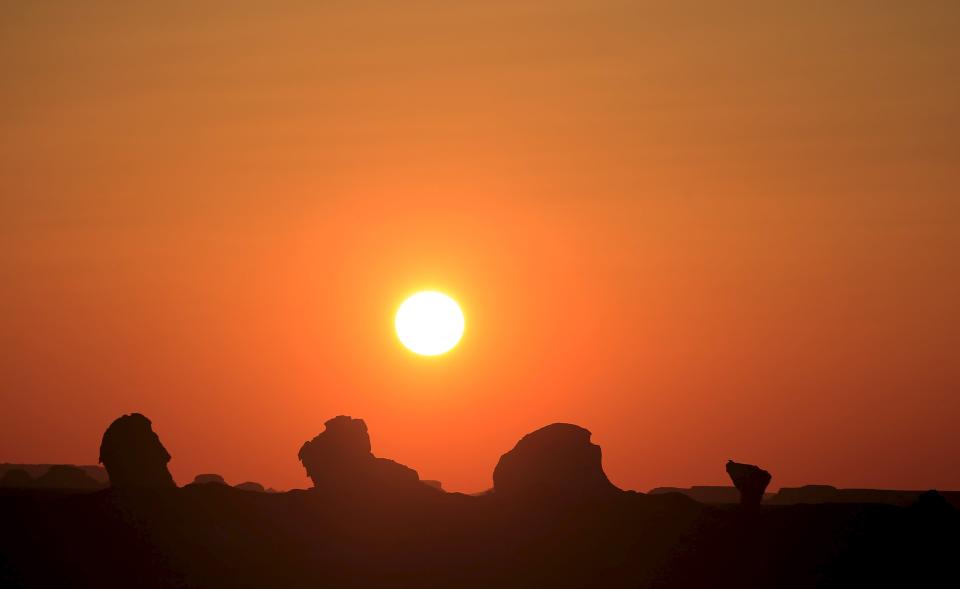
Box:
xmin=1 ymin=414 xmax=958 ymax=588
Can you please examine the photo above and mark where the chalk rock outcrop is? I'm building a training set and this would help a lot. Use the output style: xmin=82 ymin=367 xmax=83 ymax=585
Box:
xmin=99 ymin=413 xmax=176 ymax=489
xmin=725 ymin=460 xmax=771 ymax=508
xmin=493 ymin=423 xmax=620 ymax=502
xmin=298 ymin=416 xmax=421 ymax=493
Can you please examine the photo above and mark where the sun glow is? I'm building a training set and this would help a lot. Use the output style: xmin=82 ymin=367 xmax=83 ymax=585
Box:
xmin=395 ymin=291 xmax=465 ymax=356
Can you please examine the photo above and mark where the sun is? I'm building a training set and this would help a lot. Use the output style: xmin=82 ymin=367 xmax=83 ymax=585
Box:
xmin=395 ymin=291 xmax=465 ymax=356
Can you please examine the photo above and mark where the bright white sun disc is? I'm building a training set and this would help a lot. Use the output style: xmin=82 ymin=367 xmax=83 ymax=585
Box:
xmin=395 ymin=291 xmax=465 ymax=356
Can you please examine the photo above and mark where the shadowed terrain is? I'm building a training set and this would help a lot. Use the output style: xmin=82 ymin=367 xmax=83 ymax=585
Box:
xmin=1 ymin=414 xmax=957 ymax=588
xmin=0 ymin=464 xmax=108 ymax=488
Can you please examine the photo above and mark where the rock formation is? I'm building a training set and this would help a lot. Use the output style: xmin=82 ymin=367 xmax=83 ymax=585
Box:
xmin=725 ymin=460 xmax=771 ymax=509
xmin=0 ymin=468 xmax=33 ymax=488
xmin=235 ymin=481 xmax=265 ymax=492
xmin=298 ymin=416 xmax=422 ymax=493
xmin=192 ymin=474 xmax=227 ymax=485
xmin=99 ymin=413 xmax=176 ymax=489
xmin=649 ymin=485 xmax=745 ymax=504
xmin=766 ymin=484 xmax=838 ymax=505
xmin=492 ymin=423 xmax=620 ymax=502
xmin=34 ymin=465 xmax=104 ymax=490
xmin=912 ymin=490 xmax=954 ymax=513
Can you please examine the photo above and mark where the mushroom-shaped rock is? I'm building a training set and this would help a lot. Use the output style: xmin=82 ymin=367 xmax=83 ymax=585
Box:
xmin=99 ymin=413 xmax=176 ymax=489
xmin=725 ymin=460 xmax=771 ymax=509
xmin=493 ymin=423 xmax=620 ymax=502
xmin=298 ymin=416 xmax=420 ymax=493
xmin=192 ymin=473 xmax=227 ymax=486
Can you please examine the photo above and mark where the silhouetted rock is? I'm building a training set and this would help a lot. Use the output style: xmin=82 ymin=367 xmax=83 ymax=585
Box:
xmin=298 ymin=416 xmax=422 ymax=493
xmin=648 ymin=486 xmax=686 ymax=495
xmin=235 ymin=481 xmax=265 ymax=492
xmin=493 ymin=423 xmax=619 ymax=502
xmin=725 ymin=460 xmax=771 ymax=508
xmin=193 ymin=474 xmax=227 ymax=486
xmin=834 ymin=488 xmax=940 ymax=506
xmin=649 ymin=485 xmax=743 ymax=504
xmin=421 ymin=480 xmax=443 ymax=490
xmin=3 ymin=415 xmax=960 ymax=588
xmin=0 ymin=463 xmax=107 ymax=484
xmin=99 ymin=413 xmax=176 ymax=489
xmin=764 ymin=486 xmax=960 ymax=508
xmin=767 ymin=484 xmax=838 ymax=505
xmin=0 ymin=468 xmax=33 ymax=488
xmin=34 ymin=465 xmax=103 ymax=490
xmin=911 ymin=490 xmax=955 ymax=514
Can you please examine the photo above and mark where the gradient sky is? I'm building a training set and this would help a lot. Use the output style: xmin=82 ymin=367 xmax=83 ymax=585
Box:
xmin=2 ymin=1 xmax=959 ymax=493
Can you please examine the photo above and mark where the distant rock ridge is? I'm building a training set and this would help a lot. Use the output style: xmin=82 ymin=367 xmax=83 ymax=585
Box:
xmin=0 ymin=468 xmax=34 ymax=488
xmin=192 ymin=474 xmax=228 ymax=486
xmin=725 ymin=460 xmax=772 ymax=508
xmin=36 ymin=465 xmax=104 ymax=490
xmin=298 ymin=416 xmax=423 ymax=493
xmin=235 ymin=481 xmax=266 ymax=492
xmin=767 ymin=485 xmax=960 ymax=508
xmin=492 ymin=423 xmax=620 ymax=502
xmin=0 ymin=463 xmax=108 ymax=484
xmin=648 ymin=485 xmax=771 ymax=504
xmin=0 ymin=465 xmax=104 ymax=490
xmin=99 ymin=413 xmax=176 ymax=490
xmin=766 ymin=485 xmax=838 ymax=505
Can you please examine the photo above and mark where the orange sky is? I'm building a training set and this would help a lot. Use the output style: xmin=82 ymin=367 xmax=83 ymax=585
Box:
xmin=2 ymin=1 xmax=959 ymax=492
